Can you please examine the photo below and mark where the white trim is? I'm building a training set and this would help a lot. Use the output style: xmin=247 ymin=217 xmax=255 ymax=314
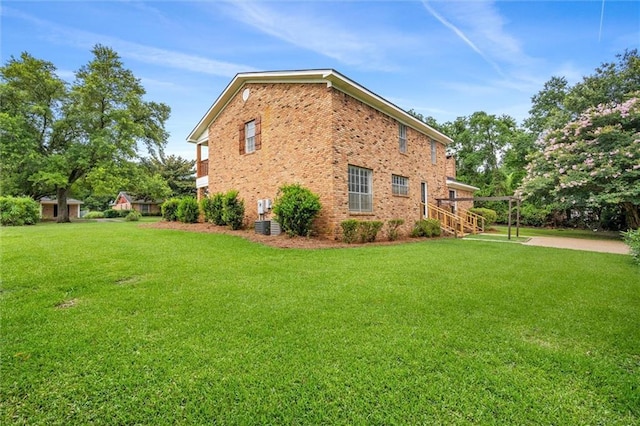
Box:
xmin=446 ymin=179 xmax=479 ymax=192
xmin=186 ymin=69 xmax=453 ymax=145
xmin=196 ymin=176 xmax=209 ymax=188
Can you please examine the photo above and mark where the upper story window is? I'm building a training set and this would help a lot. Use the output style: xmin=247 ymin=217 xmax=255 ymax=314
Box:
xmin=239 ymin=116 xmax=261 ymax=155
xmin=392 ymin=175 xmax=409 ymax=196
xmin=348 ymin=165 xmax=373 ymax=212
xmin=245 ymin=120 xmax=256 ymax=153
xmin=430 ymin=139 xmax=437 ymax=165
xmin=398 ymin=123 xmax=407 ymax=153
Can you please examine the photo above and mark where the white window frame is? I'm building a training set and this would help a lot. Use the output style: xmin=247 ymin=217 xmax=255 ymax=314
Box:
xmin=348 ymin=165 xmax=373 ymax=212
xmin=245 ymin=120 xmax=256 ymax=154
xmin=392 ymin=175 xmax=409 ymax=196
xmin=398 ymin=123 xmax=407 ymax=153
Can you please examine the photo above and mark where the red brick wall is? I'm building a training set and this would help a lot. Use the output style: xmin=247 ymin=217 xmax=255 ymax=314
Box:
xmin=206 ymin=82 xmax=448 ymax=239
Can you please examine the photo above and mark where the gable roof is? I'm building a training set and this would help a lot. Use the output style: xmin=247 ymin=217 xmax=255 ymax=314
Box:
xmin=40 ymin=197 xmax=83 ymax=205
xmin=187 ymin=69 xmax=453 ymax=145
xmin=111 ymin=191 xmax=162 ymax=205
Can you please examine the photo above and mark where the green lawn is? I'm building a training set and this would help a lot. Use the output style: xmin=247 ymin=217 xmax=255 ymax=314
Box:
xmin=1 ymin=222 xmax=638 ymax=424
xmin=491 ymin=225 xmax=622 ymax=240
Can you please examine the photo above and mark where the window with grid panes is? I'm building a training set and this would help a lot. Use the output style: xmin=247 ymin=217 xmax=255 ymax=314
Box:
xmin=398 ymin=123 xmax=407 ymax=153
xmin=348 ymin=165 xmax=373 ymax=212
xmin=245 ymin=120 xmax=256 ymax=153
xmin=392 ymin=175 xmax=409 ymax=196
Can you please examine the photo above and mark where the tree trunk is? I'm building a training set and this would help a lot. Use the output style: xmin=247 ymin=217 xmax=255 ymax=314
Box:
xmin=622 ymin=202 xmax=640 ymax=229
xmin=56 ymin=187 xmax=71 ymax=223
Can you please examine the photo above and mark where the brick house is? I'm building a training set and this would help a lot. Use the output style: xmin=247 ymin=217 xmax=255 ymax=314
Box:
xmin=187 ymin=69 xmax=478 ymax=239
xmin=111 ymin=191 xmax=162 ymax=215
xmin=39 ymin=197 xmax=83 ymax=220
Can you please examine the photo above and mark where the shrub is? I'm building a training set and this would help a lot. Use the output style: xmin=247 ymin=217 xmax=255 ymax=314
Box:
xmin=273 ymin=184 xmax=322 ymax=237
xmin=623 ymin=229 xmax=640 ymax=265
xmin=358 ymin=221 xmax=384 ymax=243
xmin=469 ymin=207 xmax=498 ymax=225
xmin=103 ymin=209 xmax=128 ymax=218
xmin=411 ymin=219 xmax=442 ymax=238
xmin=520 ymin=203 xmax=551 ymax=227
xmin=340 ymin=219 xmax=384 ymax=243
xmin=341 ymin=219 xmax=359 ymax=243
xmin=386 ymin=219 xmax=405 ymax=241
xmin=161 ymin=198 xmax=180 ymax=221
xmin=222 ymin=190 xmax=245 ymax=230
xmin=0 ymin=196 xmax=40 ymax=226
xmin=84 ymin=211 xmax=105 ymax=219
xmin=176 ymin=197 xmax=200 ymax=223
xmin=201 ymin=193 xmax=225 ymax=225
xmin=125 ymin=210 xmax=142 ymax=222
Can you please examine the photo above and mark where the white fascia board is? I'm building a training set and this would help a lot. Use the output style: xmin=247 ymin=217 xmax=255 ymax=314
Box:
xmin=446 ymin=179 xmax=480 ymax=192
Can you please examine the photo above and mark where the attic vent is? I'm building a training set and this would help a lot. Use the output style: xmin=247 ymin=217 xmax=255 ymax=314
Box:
xmin=242 ymin=88 xmax=250 ymax=102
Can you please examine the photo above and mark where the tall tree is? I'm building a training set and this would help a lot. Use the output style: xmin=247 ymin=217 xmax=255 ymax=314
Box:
xmin=140 ymin=153 xmax=195 ymax=197
xmin=1 ymin=45 xmax=170 ymax=222
xmin=520 ymin=96 xmax=640 ymax=228
xmin=0 ymin=53 xmax=66 ymax=198
xmin=446 ymin=111 xmax=518 ymax=190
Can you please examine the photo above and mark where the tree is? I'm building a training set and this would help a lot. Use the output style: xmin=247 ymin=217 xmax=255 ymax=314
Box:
xmin=140 ymin=153 xmax=195 ymax=197
xmin=0 ymin=45 xmax=170 ymax=222
xmin=519 ymin=96 xmax=640 ymax=228
xmin=0 ymin=53 xmax=66 ymax=198
xmin=446 ymin=112 xmax=518 ymax=190
xmin=526 ymin=49 xmax=640 ymax=136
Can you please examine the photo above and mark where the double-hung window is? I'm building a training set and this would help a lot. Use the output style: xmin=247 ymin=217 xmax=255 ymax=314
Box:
xmin=348 ymin=165 xmax=373 ymax=212
xmin=392 ymin=175 xmax=409 ymax=196
xmin=245 ymin=120 xmax=256 ymax=154
xmin=398 ymin=123 xmax=407 ymax=153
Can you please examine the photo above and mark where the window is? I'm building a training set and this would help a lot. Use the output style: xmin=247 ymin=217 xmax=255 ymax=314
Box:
xmin=239 ymin=116 xmax=261 ymax=155
xmin=398 ymin=123 xmax=407 ymax=153
xmin=348 ymin=165 xmax=373 ymax=212
xmin=430 ymin=139 xmax=437 ymax=165
xmin=141 ymin=204 xmax=150 ymax=214
xmin=392 ymin=175 xmax=409 ymax=196
xmin=245 ymin=120 xmax=256 ymax=153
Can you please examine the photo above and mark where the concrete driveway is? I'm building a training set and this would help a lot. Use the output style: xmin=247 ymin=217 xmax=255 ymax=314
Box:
xmin=523 ymin=236 xmax=629 ymax=254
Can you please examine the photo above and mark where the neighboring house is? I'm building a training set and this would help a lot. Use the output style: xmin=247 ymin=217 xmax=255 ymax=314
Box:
xmin=187 ymin=69 xmax=478 ymax=238
xmin=111 ymin=191 xmax=161 ymax=215
xmin=40 ymin=197 xmax=83 ymax=220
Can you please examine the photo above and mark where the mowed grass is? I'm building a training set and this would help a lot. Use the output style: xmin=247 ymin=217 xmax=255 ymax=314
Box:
xmin=492 ymin=225 xmax=622 ymax=240
xmin=1 ymin=222 xmax=639 ymax=424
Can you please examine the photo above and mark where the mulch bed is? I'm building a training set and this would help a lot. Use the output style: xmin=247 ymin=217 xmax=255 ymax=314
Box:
xmin=144 ymin=221 xmax=432 ymax=249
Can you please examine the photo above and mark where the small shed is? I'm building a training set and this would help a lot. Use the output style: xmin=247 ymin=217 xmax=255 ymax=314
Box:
xmin=39 ymin=197 xmax=84 ymax=220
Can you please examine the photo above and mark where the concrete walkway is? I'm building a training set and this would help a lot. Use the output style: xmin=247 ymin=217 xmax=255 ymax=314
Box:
xmin=523 ymin=236 xmax=630 ymax=254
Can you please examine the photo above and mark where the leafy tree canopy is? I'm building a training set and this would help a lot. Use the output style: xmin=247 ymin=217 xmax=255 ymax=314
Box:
xmin=0 ymin=45 xmax=170 ymax=222
xmin=140 ymin=153 xmax=195 ymax=197
xmin=520 ymin=95 xmax=640 ymax=228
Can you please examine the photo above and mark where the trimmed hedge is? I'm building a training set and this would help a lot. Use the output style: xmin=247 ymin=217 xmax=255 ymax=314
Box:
xmin=386 ymin=219 xmax=405 ymax=241
xmin=273 ymin=184 xmax=322 ymax=237
xmin=84 ymin=211 xmax=105 ymax=219
xmin=411 ymin=219 xmax=442 ymax=238
xmin=0 ymin=196 xmax=40 ymax=226
xmin=340 ymin=219 xmax=384 ymax=243
xmin=469 ymin=207 xmax=498 ymax=225
xmin=161 ymin=198 xmax=180 ymax=222
xmin=201 ymin=193 xmax=225 ymax=226
xmin=177 ymin=197 xmax=199 ymax=223
xmin=222 ymin=190 xmax=245 ymax=230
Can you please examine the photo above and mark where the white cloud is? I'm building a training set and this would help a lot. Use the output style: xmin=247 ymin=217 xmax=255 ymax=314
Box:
xmin=215 ymin=0 xmax=416 ymax=71
xmin=3 ymin=6 xmax=254 ymax=77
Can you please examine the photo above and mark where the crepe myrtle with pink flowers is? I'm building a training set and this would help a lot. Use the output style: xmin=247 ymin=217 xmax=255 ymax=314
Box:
xmin=519 ymin=95 xmax=640 ymax=228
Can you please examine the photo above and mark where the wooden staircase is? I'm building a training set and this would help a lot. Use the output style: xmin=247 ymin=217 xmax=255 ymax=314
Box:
xmin=427 ymin=204 xmax=485 ymax=237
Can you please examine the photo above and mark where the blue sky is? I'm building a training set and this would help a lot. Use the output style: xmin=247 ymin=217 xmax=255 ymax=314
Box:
xmin=2 ymin=1 xmax=639 ymax=159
